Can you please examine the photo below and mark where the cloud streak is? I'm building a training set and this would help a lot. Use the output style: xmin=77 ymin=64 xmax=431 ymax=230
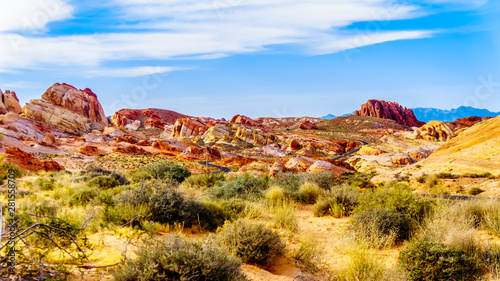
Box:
xmin=0 ymin=0 xmax=479 ymax=72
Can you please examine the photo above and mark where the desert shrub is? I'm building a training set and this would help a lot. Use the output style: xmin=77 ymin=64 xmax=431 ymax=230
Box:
xmin=297 ymin=182 xmax=322 ymax=204
xmin=341 ymin=172 xmax=376 ymax=189
xmin=463 ymin=172 xmax=493 ymax=179
xmin=31 ymin=200 xmax=58 ymax=216
xmin=336 ymin=246 xmax=386 ymax=281
xmin=111 ymin=172 xmax=129 ymax=185
xmin=129 ymin=170 xmax=152 ymax=183
xmin=115 ymin=182 xmax=222 ymax=230
xmin=313 ymin=185 xmax=360 ymax=217
xmin=69 ymin=188 xmax=98 ymax=206
xmin=184 ymin=172 xmax=226 ymax=189
xmin=218 ymin=199 xmax=252 ymax=219
xmin=113 ymin=235 xmax=247 ymax=281
xmin=436 ymin=172 xmax=460 ymax=179
xmin=87 ymin=175 xmax=120 ymax=190
xmin=399 ymin=240 xmax=485 ymax=281
xmin=217 ymin=219 xmax=286 ymax=265
xmin=264 ymin=185 xmax=288 ymax=205
xmin=211 ymin=173 xmax=268 ymax=199
xmin=305 ymin=172 xmax=337 ymax=190
xmin=426 ymin=175 xmax=438 ymax=188
xmin=356 ymin=185 xmax=435 ymax=225
xmin=272 ymin=201 xmax=298 ymax=232
xmin=350 ymin=208 xmax=411 ymax=248
xmin=469 ymin=187 xmax=484 ymax=196
xmin=0 ymin=163 xmax=23 ymax=184
xmin=141 ymin=161 xmax=191 ymax=183
xmin=270 ymin=172 xmax=304 ymax=192
xmin=293 ymin=235 xmax=326 ymax=274
xmin=34 ymin=177 xmax=57 ymax=191
xmin=481 ymin=244 xmax=500 ymax=279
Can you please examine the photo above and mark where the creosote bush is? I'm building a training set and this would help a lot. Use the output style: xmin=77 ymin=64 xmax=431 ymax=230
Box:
xmin=399 ymin=240 xmax=485 ymax=281
xmin=217 ymin=219 xmax=286 ymax=265
xmin=350 ymin=208 xmax=411 ymax=248
xmin=211 ymin=173 xmax=268 ymax=199
xmin=87 ymin=175 xmax=120 ymax=190
xmin=184 ymin=172 xmax=226 ymax=189
xmin=113 ymin=235 xmax=248 ymax=281
xmin=141 ymin=161 xmax=191 ymax=183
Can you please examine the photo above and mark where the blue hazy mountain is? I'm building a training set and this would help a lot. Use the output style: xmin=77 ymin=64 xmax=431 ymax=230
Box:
xmin=412 ymin=106 xmax=500 ymax=123
xmin=320 ymin=112 xmax=354 ymax=120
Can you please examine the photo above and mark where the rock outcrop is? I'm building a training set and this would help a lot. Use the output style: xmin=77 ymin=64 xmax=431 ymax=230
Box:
xmin=298 ymin=121 xmax=319 ymax=130
xmin=446 ymin=116 xmax=492 ymax=131
xmin=355 ymin=99 xmax=425 ymax=127
xmin=230 ymin=115 xmax=265 ymax=128
xmin=285 ymin=156 xmax=316 ymax=172
xmin=3 ymin=146 xmax=64 ymax=172
xmin=111 ymin=108 xmax=187 ymax=130
xmin=307 ymin=160 xmax=350 ymax=176
xmin=171 ymin=118 xmax=210 ymax=139
xmin=0 ymin=90 xmax=22 ymax=115
xmin=415 ymin=121 xmax=454 ymax=142
xmin=113 ymin=145 xmax=150 ymax=155
xmin=23 ymin=83 xmax=108 ymax=135
xmin=269 ymin=160 xmax=286 ymax=177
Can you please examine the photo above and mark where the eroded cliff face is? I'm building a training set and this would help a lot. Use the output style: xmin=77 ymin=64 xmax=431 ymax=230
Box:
xmin=355 ymin=99 xmax=425 ymax=127
xmin=112 ymin=108 xmax=188 ymax=130
xmin=22 ymin=83 xmax=108 ymax=135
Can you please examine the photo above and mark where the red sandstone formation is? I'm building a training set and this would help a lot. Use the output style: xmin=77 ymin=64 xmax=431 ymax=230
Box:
xmin=298 ymin=121 xmax=319 ymax=130
xmin=0 ymin=89 xmax=22 ymax=114
xmin=111 ymin=108 xmax=187 ymax=130
xmin=355 ymin=99 xmax=425 ymax=127
xmin=3 ymin=147 xmax=64 ymax=172
xmin=230 ymin=115 xmax=265 ymax=128
xmin=446 ymin=116 xmax=493 ymax=131
xmin=171 ymin=118 xmax=210 ymax=138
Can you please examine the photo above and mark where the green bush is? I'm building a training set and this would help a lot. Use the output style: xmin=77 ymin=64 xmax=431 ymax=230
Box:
xmin=69 ymin=188 xmax=98 ymax=206
xmin=399 ymin=240 xmax=485 ymax=281
xmin=113 ymin=235 xmax=247 ymax=281
xmin=313 ymin=185 xmax=360 ymax=217
xmin=341 ymin=172 xmax=376 ymax=189
xmin=114 ymin=182 xmax=222 ymax=230
xmin=184 ymin=172 xmax=226 ymax=189
xmin=0 ymin=163 xmax=23 ymax=184
xmin=35 ymin=177 xmax=57 ymax=191
xmin=297 ymin=182 xmax=321 ymax=204
xmin=142 ymin=161 xmax=191 ymax=183
xmin=211 ymin=173 xmax=268 ymax=199
xmin=469 ymin=187 xmax=484 ymax=196
xmin=87 ymin=175 xmax=120 ymax=190
xmin=129 ymin=170 xmax=152 ymax=183
xmin=355 ymin=186 xmax=435 ymax=225
xmin=305 ymin=172 xmax=338 ymax=190
xmin=270 ymin=172 xmax=304 ymax=193
xmin=217 ymin=219 xmax=286 ymax=265
xmin=350 ymin=208 xmax=412 ymax=248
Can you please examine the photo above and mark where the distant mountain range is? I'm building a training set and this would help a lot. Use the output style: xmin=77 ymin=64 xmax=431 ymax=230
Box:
xmin=320 ymin=106 xmax=500 ymax=123
xmin=411 ymin=106 xmax=500 ymax=123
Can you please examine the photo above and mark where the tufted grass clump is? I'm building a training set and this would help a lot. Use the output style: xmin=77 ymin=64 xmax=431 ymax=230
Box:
xmin=211 ymin=173 xmax=268 ymax=199
xmin=113 ymin=235 xmax=248 ymax=281
xmin=297 ymin=182 xmax=322 ymax=204
xmin=87 ymin=175 xmax=121 ymax=190
xmin=217 ymin=219 xmax=286 ymax=265
xmin=313 ymin=185 xmax=360 ymax=218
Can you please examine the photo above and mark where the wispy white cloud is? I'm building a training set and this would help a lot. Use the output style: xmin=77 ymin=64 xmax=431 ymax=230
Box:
xmin=0 ymin=0 xmax=475 ymax=71
xmin=85 ymin=66 xmax=189 ymax=78
xmin=0 ymin=0 xmax=73 ymax=32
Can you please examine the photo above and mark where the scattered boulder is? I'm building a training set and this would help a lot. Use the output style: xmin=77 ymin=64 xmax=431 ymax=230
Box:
xmin=41 ymin=133 xmax=57 ymax=146
xmin=269 ymin=160 xmax=286 ymax=177
xmin=355 ymin=99 xmax=425 ymax=127
xmin=3 ymin=146 xmax=64 ymax=172
xmin=79 ymin=145 xmax=101 ymax=156
xmin=391 ymin=153 xmax=412 ymax=165
xmin=298 ymin=121 xmax=319 ymax=130
xmin=285 ymin=156 xmax=316 ymax=172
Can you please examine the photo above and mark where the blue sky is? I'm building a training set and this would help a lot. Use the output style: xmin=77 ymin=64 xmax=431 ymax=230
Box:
xmin=0 ymin=0 xmax=499 ymax=119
